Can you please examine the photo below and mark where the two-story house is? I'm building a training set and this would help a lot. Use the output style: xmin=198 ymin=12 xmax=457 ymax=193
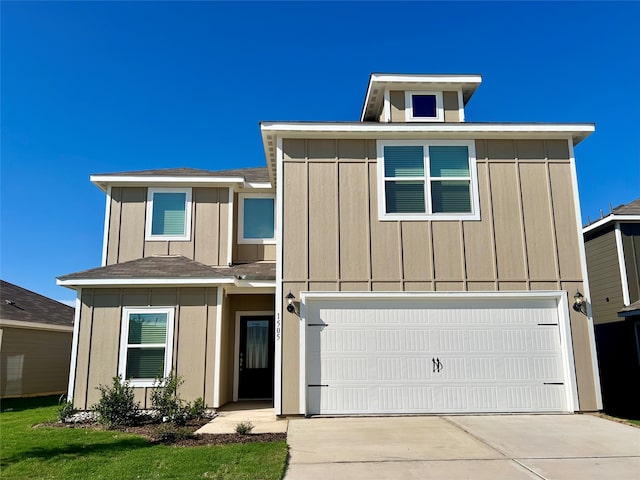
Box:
xmin=59 ymin=73 xmax=602 ymax=416
xmin=583 ymin=198 xmax=640 ymax=417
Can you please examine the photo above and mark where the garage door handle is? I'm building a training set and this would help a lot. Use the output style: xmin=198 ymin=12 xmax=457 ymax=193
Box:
xmin=432 ymin=358 xmax=443 ymax=373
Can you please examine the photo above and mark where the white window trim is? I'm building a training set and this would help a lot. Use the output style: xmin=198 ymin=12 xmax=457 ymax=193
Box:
xmin=118 ymin=307 xmax=175 ymax=388
xmin=145 ymin=187 xmax=192 ymax=241
xmin=405 ymin=91 xmax=444 ymax=122
xmin=376 ymin=139 xmax=480 ymax=221
xmin=238 ymin=193 xmax=276 ymax=244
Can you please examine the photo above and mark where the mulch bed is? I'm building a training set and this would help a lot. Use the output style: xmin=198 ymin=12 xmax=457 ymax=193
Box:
xmin=34 ymin=419 xmax=287 ymax=447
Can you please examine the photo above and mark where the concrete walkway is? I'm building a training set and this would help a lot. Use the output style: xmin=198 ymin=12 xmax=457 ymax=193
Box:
xmin=195 ymin=401 xmax=288 ymax=434
xmin=285 ymin=414 xmax=640 ymax=479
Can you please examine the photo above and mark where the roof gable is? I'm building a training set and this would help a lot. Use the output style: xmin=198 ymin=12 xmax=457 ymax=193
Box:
xmin=0 ymin=280 xmax=74 ymax=327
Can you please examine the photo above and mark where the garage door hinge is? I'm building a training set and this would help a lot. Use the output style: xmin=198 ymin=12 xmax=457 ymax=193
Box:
xmin=543 ymin=382 xmax=564 ymax=385
xmin=308 ymin=384 xmax=329 ymax=387
xmin=537 ymin=323 xmax=559 ymax=326
xmin=308 ymin=323 xmax=328 ymax=326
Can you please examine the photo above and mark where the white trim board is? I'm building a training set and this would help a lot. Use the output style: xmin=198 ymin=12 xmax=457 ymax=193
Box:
xmin=57 ymin=278 xmax=235 ymax=287
xmin=615 ymin=222 xmax=631 ymax=306
xmin=67 ymin=290 xmax=82 ymax=402
xmin=0 ymin=319 xmax=73 ymax=333
xmin=583 ymin=214 xmax=640 ymax=234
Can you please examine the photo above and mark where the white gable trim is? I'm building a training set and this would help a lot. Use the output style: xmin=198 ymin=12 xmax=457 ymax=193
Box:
xmin=615 ymin=222 xmax=631 ymax=306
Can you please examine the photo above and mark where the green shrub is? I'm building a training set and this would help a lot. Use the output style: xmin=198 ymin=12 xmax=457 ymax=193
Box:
xmin=92 ymin=375 xmax=140 ymax=428
xmin=57 ymin=401 xmax=77 ymax=422
xmin=188 ymin=397 xmax=207 ymax=419
xmin=151 ymin=371 xmax=191 ymax=425
xmin=235 ymin=420 xmax=254 ymax=435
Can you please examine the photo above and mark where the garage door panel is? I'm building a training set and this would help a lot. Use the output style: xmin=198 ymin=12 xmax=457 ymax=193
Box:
xmin=306 ymin=298 xmax=569 ymax=414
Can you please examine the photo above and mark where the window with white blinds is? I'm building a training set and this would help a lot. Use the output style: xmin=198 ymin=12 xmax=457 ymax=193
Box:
xmin=145 ymin=188 xmax=192 ymax=241
xmin=377 ymin=140 xmax=479 ymax=221
xmin=119 ymin=308 xmax=174 ymax=387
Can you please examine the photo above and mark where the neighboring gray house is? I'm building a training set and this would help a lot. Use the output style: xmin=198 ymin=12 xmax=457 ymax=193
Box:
xmin=583 ymin=198 xmax=640 ymax=417
xmin=0 ymin=280 xmax=74 ymax=398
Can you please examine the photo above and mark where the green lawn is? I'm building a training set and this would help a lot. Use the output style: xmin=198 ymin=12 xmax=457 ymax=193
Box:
xmin=0 ymin=398 xmax=288 ymax=480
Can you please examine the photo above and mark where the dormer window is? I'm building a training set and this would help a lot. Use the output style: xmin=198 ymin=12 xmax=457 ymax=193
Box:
xmin=145 ymin=187 xmax=192 ymax=241
xmin=405 ymin=91 xmax=444 ymax=122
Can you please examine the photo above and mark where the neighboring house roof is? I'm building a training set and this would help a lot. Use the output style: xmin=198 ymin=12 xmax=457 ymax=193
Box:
xmin=90 ymin=166 xmax=271 ymax=192
xmin=57 ymin=256 xmax=275 ymax=287
xmin=612 ymin=198 xmax=640 ymax=215
xmin=583 ymin=197 xmax=640 ymax=233
xmin=0 ymin=280 xmax=74 ymax=330
xmin=618 ymin=299 xmax=640 ymax=317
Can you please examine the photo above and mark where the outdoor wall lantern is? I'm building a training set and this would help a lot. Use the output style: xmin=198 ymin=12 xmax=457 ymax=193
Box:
xmin=286 ymin=291 xmax=296 ymax=314
xmin=573 ymin=291 xmax=586 ymax=314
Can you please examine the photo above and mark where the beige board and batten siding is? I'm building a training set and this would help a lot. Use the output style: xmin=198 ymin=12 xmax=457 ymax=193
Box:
xmin=0 ymin=327 xmax=72 ymax=398
xmin=105 ymin=187 xmax=230 ymax=266
xmin=71 ymin=287 xmax=218 ymax=410
xmin=585 ymin=227 xmax=625 ymax=324
xmin=388 ymin=90 xmax=461 ymax=122
xmin=279 ymin=137 xmax=598 ymax=414
xmin=232 ymin=192 xmax=276 ymax=263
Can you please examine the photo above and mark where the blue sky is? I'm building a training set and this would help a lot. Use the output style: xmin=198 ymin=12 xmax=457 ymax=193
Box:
xmin=1 ymin=1 xmax=639 ymax=304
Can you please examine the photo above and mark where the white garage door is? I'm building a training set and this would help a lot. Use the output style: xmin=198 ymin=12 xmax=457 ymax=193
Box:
xmin=305 ymin=297 xmax=571 ymax=415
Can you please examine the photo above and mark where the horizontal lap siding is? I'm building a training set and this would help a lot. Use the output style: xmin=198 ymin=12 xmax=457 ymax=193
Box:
xmin=106 ymin=187 xmax=230 ymax=266
xmin=72 ymin=287 xmax=218 ymax=410
xmin=281 ymin=137 xmax=595 ymax=413
xmin=585 ymin=228 xmax=624 ymax=324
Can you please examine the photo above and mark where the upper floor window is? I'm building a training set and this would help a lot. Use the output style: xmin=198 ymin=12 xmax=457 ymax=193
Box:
xmin=238 ymin=193 xmax=275 ymax=244
xmin=377 ymin=140 xmax=479 ymax=221
xmin=118 ymin=307 xmax=174 ymax=387
xmin=405 ymin=91 xmax=444 ymax=122
xmin=145 ymin=188 xmax=192 ymax=241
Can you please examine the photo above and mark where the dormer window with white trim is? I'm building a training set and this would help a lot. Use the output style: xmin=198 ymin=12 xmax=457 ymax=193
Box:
xmin=145 ymin=187 xmax=192 ymax=241
xmin=238 ymin=193 xmax=275 ymax=244
xmin=377 ymin=140 xmax=480 ymax=221
xmin=405 ymin=91 xmax=444 ymax=122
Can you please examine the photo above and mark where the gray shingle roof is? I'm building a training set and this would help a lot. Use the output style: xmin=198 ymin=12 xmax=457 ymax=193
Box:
xmin=619 ymin=299 xmax=640 ymax=316
xmin=58 ymin=256 xmax=275 ymax=282
xmin=0 ymin=280 xmax=74 ymax=327
xmin=93 ymin=167 xmax=270 ymax=183
xmin=613 ymin=198 xmax=640 ymax=215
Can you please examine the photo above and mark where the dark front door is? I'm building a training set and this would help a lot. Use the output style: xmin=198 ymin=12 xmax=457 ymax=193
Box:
xmin=238 ymin=315 xmax=274 ymax=399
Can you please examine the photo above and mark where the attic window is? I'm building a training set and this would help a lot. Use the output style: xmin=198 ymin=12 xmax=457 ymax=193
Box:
xmin=405 ymin=91 xmax=443 ymax=122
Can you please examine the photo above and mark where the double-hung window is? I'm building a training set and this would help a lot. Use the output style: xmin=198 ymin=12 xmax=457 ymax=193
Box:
xmin=377 ymin=140 xmax=479 ymax=221
xmin=119 ymin=307 xmax=174 ymax=387
xmin=405 ymin=91 xmax=444 ymax=122
xmin=238 ymin=193 xmax=275 ymax=244
xmin=145 ymin=188 xmax=192 ymax=241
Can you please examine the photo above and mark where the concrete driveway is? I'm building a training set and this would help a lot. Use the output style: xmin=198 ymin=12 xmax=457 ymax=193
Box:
xmin=285 ymin=414 xmax=640 ymax=479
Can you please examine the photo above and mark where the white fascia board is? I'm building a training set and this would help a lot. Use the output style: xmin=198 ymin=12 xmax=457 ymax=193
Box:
xmin=369 ymin=73 xmax=483 ymax=84
xmin=91 ymin=175 xmax=246 ymax=192
xmin=583 ymin=215 xmax=640 ymax=234
xmin=56 ymin=278 xmax=235 ymax=287
xmin=244 ymin=182 xmax=273 ymax=189
xmin=233 ymin=280 xmax=276 ymax=288
xmin=0 ymin=318 xmax=74 ymax=333
xmin=260 ymin=123 xmax=594 ymax=144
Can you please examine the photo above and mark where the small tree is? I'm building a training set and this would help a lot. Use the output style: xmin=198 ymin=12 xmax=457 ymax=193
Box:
xmin=92 ymin=375 xmax=140 ymax=428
